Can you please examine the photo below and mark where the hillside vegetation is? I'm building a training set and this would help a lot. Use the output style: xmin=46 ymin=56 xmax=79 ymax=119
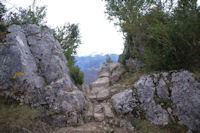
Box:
xmin=105 ymin=0 xmax=200 ymax=72
xmin=0 ymin=0 xmax=200 ymax=133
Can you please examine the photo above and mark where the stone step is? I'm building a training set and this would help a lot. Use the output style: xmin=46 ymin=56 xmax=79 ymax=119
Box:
xmin=85 ymin=102 xmax=114 ymax=122
xmin=90 ymin=77 xmax=110 ymax=88
xmin=88 ymin=87 xmax=111 ymax=101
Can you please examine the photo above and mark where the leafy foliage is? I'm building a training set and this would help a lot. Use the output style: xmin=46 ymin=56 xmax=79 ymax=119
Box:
xmin=55 ymin=24 xmax=80 ymax=65
xmin=0 ymin=1 xmax=7 ymax=44
xmin=54 ymin=24 xmax=84 ymax=85
xmin=105 ymin=0 xmax=200 ymax=71
xmin=2 ymin=1 xmax=83 ymax=85
xmin=0 ymin=1 xmax=6 ymax=22
xmin=7 ymin=6 xmax=47 ymax=25
xmin=0 ymin=1 xmax=7 ymax=30
xmin=69 ymin=66 xmax=84 ymax=85
xmin=105 ymin=55 xmax=113 ymax=64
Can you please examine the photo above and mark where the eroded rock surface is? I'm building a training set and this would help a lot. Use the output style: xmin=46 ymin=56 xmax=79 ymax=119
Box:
xmin=98 ymin=63 xmax=125 ymax=84
xmin=0 ymin=24 xmax=87 ymax=125
xmin=111 ymin=89 xmax=137 ymax=115
xmin=83 ymin=63 xmax=135 ymax=132
xmin=54 ymin=121 xmax=136 ymax=133
xmin=134 ymin=70 xmax=200 ymax=132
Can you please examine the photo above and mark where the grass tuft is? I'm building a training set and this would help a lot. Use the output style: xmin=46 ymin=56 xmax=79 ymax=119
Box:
xmin=0 ymin=97 xmax=56 ymax=133
xmin=129 ymin=118 xmax=188 ymax=133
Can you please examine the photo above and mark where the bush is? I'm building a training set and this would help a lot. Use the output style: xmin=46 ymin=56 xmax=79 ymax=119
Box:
xmin=105 ymin=0 xmax=200 ymax=72
xmin=7 ymin=6 xmax=46 ymax=25
xmin=54 ymin=23 xmax=84 ymax=85
xmin=0 ymin=97 xmax=55 ymax=133
xmin=142 ymin=41 xmax=175 ymax=71
xmin=0 ymin=1 xmax=6 ymax=21
xmin=69 ymin=65 xmax=84 ymax=85
xmin=105 ymin=55 xmax=113 ymax=64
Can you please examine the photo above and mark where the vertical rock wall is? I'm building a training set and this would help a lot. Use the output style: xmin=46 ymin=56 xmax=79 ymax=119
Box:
xmin=0 ymin=24 xmax=87 ymax=125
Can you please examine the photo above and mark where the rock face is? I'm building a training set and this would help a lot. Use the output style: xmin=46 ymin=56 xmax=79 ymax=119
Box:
xmin=134 ymin=71 xmax=200 ymax=132
xmin=86 ymin=63 xmax=125 ymax=122
xmin=89 ymin=63 xmax=125 ymax=101
xmin=0 ymin=24 xmax=87 ymax=125
xmin=98 ymin=63 xmax=125 ymax=84
xmin=80 ymin=63 xmax=135 ymax=132
xmin=111 ymin=89 xmax=137 ymax=115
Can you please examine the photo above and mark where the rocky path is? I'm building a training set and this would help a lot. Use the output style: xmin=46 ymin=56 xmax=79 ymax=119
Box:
xmin=1 ymin=24 xmax=200 ymax=133
xmin=55 ymin=122 xmax=134 ymax=133
xmin=55 ymin=63 xmax=136 ymax=133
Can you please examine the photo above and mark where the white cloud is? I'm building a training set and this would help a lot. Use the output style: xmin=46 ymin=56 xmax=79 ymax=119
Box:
xmin=44 ymin=0 xmax=124 ymax=56
xmin=5 ymin=0 xmax=124 ymax=56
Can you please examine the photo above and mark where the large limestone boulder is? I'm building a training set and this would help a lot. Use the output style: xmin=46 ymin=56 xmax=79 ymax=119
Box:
xmin=134 ymin=70 xmax=200 ymax=132
xmin=0 ymin=24 xmax=87 ymax=125
xmin=111 ymin=89 xmax=137 ymax=115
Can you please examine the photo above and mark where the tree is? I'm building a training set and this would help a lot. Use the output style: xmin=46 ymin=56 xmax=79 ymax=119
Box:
xmin=54 ymin=23 xmax=84 ymax=85
xmin=105 ymin=55 xmax=113 ymax=64
xmin=6 ymin=5 xmax=46 ymax=25
xmin=105 ymin=0 xmax=200 ymax=71
xmin=0 ymin=1 xmax=7 ymax=42
xmin=0 ymin=1 xmax=6 ymax=23
xmin=55 ymin=23 xmax=80 ymax=65
xmin=2 ymin=1 xmax=84 ymax=85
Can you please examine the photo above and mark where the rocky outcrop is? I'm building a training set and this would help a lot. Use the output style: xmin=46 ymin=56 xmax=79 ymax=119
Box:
xmin=133 ymin=71 xmax=200 ymax=132
xmin=86 ymin=64 xmax=117 ymax=121
xmin=111 ymin=89 xmax=137 ymax=115
xmin=111 ymin=88 xmax=143 ymax=120
xmin=88 ymin=63 xmax=125 ymax=101
xmin=0 ymin=24 xmax=87 ymax=125
xmin=3 ymin=25 xmax=199 ymax=133
xmin=83 ymin=63 xmax=135 ymax=132
xmin=109 ymin=70 xmax=200 ymax=132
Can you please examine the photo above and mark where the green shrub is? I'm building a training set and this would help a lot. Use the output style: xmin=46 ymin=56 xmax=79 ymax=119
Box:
xmin=130 ymin=118 xmax=188 ymax=133
xmin=7 ymin=6 xmax=46 ymax=26
xmin=105 ymin=0 xmax=200 ymax=72
xmin=143 ymin=43 xmax=175 ymax=71
xmin=0 ymin=97 xmax=55 ymax=133
xmin=0 ymin=1 xmax=7 ymax=32
xmin=0 ymin=1 xmax=6 ymax=21
xmin=54 ymin=23 xmax=84 ymax=85
xmin=105 ymin=55 xmax=113 ymax=64
xmin=69 ymin=65 xmax=84 ymax=85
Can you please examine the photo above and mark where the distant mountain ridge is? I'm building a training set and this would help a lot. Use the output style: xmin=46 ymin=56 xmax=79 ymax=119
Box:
xmin=75 ymin=54 xmax=119 ymax=84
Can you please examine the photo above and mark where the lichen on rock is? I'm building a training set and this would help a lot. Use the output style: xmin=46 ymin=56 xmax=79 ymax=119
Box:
xmin=0 ymin=24 xmax=87 ymax=126
xmin=134 ymin=70 xmax=200 ymax=132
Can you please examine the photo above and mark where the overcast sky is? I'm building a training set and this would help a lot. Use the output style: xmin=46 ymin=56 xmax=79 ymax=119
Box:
xmin=6 ymin=0 xmax=200 ymax=56
xmin=5 ymin=0 xmax=124 ymax=56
